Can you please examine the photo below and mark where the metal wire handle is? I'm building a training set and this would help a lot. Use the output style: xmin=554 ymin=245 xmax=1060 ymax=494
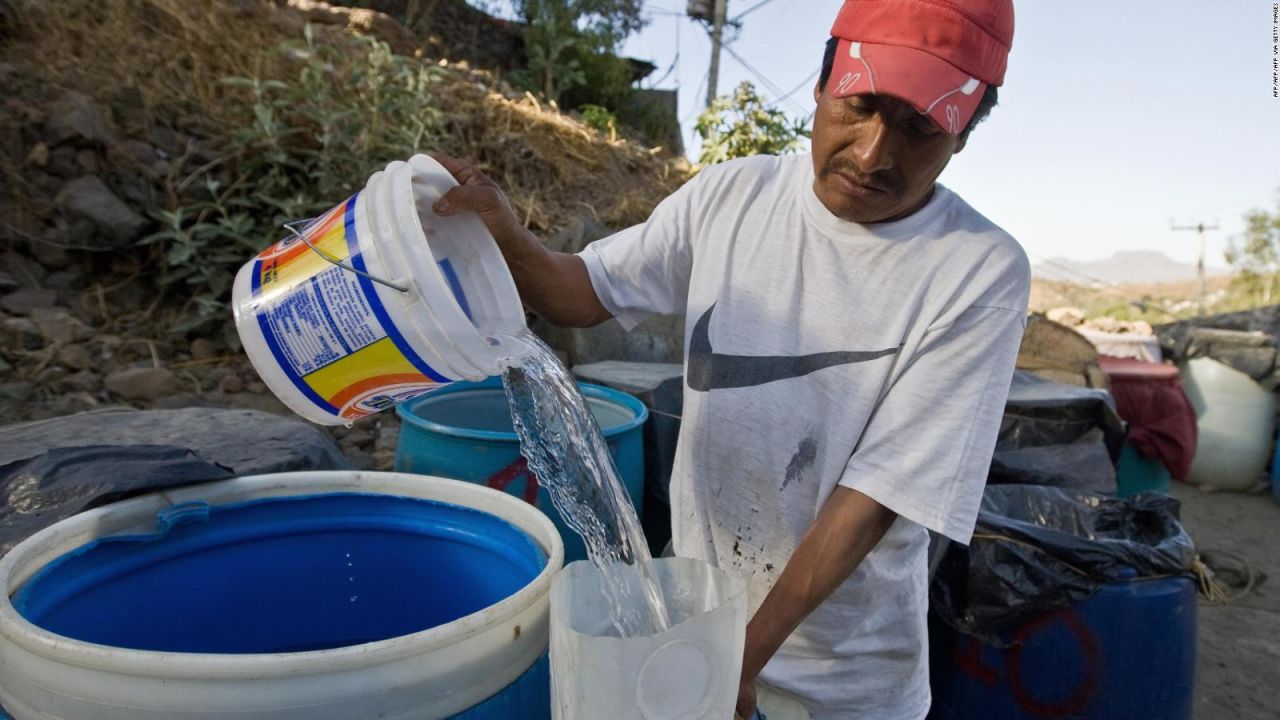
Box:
xmin=282 ymin=218 xmax=409 ymax=293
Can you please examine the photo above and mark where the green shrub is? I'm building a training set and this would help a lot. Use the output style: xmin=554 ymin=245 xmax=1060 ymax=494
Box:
xmin=142 ymin=27 xmax=445 ymax=342
xmin=695 ymin=81 xmax=810 ymax=165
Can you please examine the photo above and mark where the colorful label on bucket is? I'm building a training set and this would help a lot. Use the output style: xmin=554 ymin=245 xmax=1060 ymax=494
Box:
xmin=250 ymin=194 xmax=450 ymax=421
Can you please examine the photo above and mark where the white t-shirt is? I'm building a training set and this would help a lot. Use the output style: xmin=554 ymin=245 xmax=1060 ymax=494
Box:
xmin=579 ymin=153 xmax=1030 ymax=719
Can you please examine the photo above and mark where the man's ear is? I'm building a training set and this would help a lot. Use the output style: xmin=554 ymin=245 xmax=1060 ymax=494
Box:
xmin=813 ymin=81 xmax=823 ymax=104
xmin=953 ymin=133 xmax=968 ymax=155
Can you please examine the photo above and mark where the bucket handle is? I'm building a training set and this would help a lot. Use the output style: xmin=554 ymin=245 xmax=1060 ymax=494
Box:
xmin=283 ymin=218 xmax=410 ymax=294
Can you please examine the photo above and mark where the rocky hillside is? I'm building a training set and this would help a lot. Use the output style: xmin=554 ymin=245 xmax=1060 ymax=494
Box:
xmin=0 ymin=0 xmax=688 ymax=464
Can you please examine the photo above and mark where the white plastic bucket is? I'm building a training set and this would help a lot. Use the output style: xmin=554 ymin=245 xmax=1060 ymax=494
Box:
xmin=0 ymin=471 xmax=564 ymax=719
xmin=550 ymin=557 xmax=747 ymax=720
xmin=1181 ymin=357 xmax=1278 ymax=490
xmin=232 ymin=155 xmax=527 ymax=426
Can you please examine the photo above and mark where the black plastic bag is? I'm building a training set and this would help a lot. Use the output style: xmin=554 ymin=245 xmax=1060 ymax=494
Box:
xmin=930 ymin=484 xmax=1195 ymax=644
xmin=0 ymin=407 xmax=348 ymax=555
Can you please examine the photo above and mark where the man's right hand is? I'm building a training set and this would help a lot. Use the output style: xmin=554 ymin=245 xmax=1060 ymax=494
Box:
xmin=430 ymin=153 xmax=535 ymax=262
xmin=426 ymin=152 xmax=612 ymax=329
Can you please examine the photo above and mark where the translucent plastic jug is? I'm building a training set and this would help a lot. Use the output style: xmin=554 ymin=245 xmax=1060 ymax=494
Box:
xmin=1181 ymin=357 xmax=1277 ymax=490
xmin=550 ymin=558 xmax=747 ymax=720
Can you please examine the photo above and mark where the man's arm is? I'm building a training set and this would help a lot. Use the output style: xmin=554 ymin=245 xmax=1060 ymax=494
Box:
xmin=736 ymin=487 xmax=897 ymax=719
xmin=430 ymin=153 xmax=612 ymax=328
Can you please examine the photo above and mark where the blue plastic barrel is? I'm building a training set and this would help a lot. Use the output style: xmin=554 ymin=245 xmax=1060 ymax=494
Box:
xmin=1115 ymin=444 xmax=1172 ymax=497
xmin=929 ymin=576 xmax=1197 ymax=720
xmin=396 ymin=378 xmax=648 ymax=562
xmin=5 ymin=485 xmax=556 ymax=719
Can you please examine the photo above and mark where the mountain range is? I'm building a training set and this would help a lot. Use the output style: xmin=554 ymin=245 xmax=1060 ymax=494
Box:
xmin=1031 ymin=251 xmax=1230 ymax=285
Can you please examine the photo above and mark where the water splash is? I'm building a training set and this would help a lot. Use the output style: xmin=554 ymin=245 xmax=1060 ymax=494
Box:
xmin=496 ymin=328 xmax=671 ymax=637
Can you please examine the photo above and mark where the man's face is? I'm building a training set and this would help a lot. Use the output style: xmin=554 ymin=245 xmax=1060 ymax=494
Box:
xmin=810 ymin=83 xmax=966 ymax=223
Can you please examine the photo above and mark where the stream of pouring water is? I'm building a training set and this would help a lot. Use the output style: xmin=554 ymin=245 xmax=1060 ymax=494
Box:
xmin=496 ymin=328 xmax=671 ymax=637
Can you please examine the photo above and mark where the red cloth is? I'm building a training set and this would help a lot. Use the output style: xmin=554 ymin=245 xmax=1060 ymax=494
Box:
xmin=1098 ymin=356 xmax=1199 ymax=481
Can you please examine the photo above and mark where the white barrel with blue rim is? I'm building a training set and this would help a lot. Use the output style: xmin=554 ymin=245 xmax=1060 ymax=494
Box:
xmin=0 ymin=471 xmax=562 ymax=719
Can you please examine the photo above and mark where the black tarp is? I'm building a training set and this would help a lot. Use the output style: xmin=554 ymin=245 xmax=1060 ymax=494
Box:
xmin=0 ymin=407 xmax=348 ymax=555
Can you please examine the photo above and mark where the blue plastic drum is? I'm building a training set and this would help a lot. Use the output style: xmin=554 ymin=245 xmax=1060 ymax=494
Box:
xmin=395 ymin=378 xmax=647 ymax=562
xmin=929 ymin=576 xmax=1197 ymax=720
xmin=9 ymin=491 xmax=553 ymax=719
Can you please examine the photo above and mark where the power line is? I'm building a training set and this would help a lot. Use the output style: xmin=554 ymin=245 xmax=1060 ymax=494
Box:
xmin=767 ymin=67 xmax=820 ymax=109
xmin=646 ymin=12 xmax=682 ymax=88
xmin=732 ymin=0 xmax=781 ymax=21
xmin=722 ymin=43 xmax=809 ymax=115
xmin=681 ymin=67 xmax=712 ymax=124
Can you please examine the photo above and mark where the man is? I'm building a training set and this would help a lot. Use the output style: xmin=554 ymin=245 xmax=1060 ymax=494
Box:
xmin=432 ymin=1 xmax=1027 ymax=717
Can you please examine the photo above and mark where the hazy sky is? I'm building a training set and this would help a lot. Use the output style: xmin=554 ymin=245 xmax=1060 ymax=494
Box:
xmin=492 ymin=2 xmax=1280 ymax=273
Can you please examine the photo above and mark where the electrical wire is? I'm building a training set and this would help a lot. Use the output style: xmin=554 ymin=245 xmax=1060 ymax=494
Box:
xmin=767 ymin=67 xmax=820 ymax=109
xmin=732 ymin=0 xmax=782 ymax=22
xmin=722 ymin=43 xmax=809 ymax=115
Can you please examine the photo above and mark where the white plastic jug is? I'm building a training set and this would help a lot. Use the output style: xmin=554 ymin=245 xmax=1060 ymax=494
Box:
xmin=232 ymin=154 xmax=527 ymax=426
xmin=1181 ymin=357 xmax=1277 ymax=490
xmin=550 ymin=558 xmax=747 ymax=720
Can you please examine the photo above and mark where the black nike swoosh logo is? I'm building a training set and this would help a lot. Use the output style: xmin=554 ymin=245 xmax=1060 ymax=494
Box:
xmin=687 ymin=304 xmax=898 ymax=392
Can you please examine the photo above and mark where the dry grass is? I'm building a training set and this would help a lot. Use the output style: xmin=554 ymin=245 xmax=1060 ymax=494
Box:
xmin=1 ymin=0 xmax=690 ymax=235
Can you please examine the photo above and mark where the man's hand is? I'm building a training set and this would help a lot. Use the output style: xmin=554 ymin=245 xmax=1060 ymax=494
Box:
xmin=430 ymin=153 xmax=535 ymax=262
xmin=735 ymin=673 xmax=758 ymax=719
xmin=425 ymin=152 xmax=611 ymax=328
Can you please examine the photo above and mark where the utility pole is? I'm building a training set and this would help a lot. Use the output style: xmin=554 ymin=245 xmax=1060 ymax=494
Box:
xmin=706 ymin=0 xmax=727 ymax=108
xmin=1172 ymin=221 xmax=1220 ymax=316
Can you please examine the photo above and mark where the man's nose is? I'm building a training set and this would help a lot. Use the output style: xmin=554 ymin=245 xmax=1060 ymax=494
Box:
xmin=851 ymin=115 xmax=893 ymax=174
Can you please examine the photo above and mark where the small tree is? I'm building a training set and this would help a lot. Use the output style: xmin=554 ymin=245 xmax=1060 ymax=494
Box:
xmin=1225 ymin=189 xmax=1280 ymax=305
xmin=511 ymin=0 xmax=644 ymax=103
xmin=695 ymin=81 xmax=810 ymax=165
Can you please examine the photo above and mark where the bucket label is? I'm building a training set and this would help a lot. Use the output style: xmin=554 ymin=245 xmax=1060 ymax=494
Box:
xmin=250 ymin=194 xmax=449 ymax=421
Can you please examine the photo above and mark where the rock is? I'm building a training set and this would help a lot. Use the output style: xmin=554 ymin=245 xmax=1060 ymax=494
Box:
xmin=0 ymin=356 xmax=11 ymax=374
xmin=44 ymin=92 xmax=112 ymax=147
xmin=56 ymin=343 xmax=95 ymax=371
xmin=0 ymin=271 xmax=17 ymax=292
xmin=148 ymin=125 xmax=187 ymax=158
xmin=43 ymin=268 xmax=86 ymax=291
xmin=247 ymin=380 xmax=267 ymax=395
xmin=30 ymin=308 xmax=93 ymax=344
xmin=33 ymin=234 xmax=72 ymax=269
xmin=150 ymin=394 xmax=205 ymax=410
xmin=109 ymin=139 xmax=158 ymax=169
xmin=1 ymin=288 xmax=59 ymax=316
xmin=46 ymin=145 xmax=81 ymax=179
xmin=0 ymin=382 xmax=35 ymax=402
xmin=1 ymin=250 xmax=46 ymax=287
xmin=36 ymin=366 xmax=67 ymax=387
xmin=25 ymin=142 xmax=48 ymax=167
xmin=190 ymin=338 xmax=217 ymax=360
xmin=343 ymin=426 xmax=374 ymax=448
xmin=57 ymin=176 xmax=148 ymax=246
xmin=219 ymin=374 xmax=244 ymax=394
xmin=75 ymin=149 xmax=100 ymax=174
xmin=105 ymin=367 xmax=178 ymax=400
xmin=1 ymin=317 xmax=44 ymax=350
xmin=61 ymin=370 xmax=103 ymax=393
xmin=1045 ymin=306 xmax=1086 ymax=327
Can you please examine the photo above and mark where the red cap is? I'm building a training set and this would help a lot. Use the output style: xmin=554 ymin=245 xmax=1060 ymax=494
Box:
xmin=828 ymin=0 xmax=1014 ymax=134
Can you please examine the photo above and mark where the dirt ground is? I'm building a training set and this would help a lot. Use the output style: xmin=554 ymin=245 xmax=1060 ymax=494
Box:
xmin=1171 ymin=482 xmax=1280 ymax=720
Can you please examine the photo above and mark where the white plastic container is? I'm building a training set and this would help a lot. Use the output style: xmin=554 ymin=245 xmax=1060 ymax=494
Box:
xmin=0 ymin=471 xmax=563 ymax=719
xmin=1181 ymin=358 xmax=1278 ymax=490
xmin=232 ymin=154 xmax=528 ymax=426
xmin=550 ymin=557 xmax=748 ymax=720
